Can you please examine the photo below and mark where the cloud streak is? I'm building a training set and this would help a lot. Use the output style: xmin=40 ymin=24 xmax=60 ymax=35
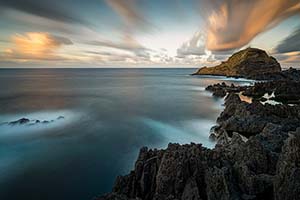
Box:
xmin=205 ymin=0 xmax=300 ymax=51
xmin=105 ymin=0 xmax=151 ymax=32
xmin=0 ymin=0 xmax=85 ymax=24
xmin=275 ymin=26 xmax=300 ymax=53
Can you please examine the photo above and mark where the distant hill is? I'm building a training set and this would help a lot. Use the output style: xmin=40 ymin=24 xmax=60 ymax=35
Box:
xmin=193 ymin=48 xmax=281 ymax=79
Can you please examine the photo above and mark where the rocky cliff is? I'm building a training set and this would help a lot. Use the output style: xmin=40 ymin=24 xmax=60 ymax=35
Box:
xmin=193 ymin=48 xmax=281 ymax=79
xmin=98 ymin=127 xmax=300 ymax=200
xmin=97 ymin=75 xmax=300 ymax=200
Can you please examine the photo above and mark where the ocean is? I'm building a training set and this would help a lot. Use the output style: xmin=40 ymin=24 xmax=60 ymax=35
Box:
xmin=0 ymin=68 xmax=253 ymax=200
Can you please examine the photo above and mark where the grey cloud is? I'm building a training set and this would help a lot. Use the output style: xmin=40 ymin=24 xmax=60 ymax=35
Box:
xmin=86 ymin=38 xmax=153 ymax=60
xmin=105 ymin=0 xmax=152 ymax=32
xmin=177 ymin=31 xmax=206 ymax=57
xmin=0 ymin=0 xmax=84 ymax=24
xmin=87 ymin=40 xmax=148 ymax=52
xmin=52 ymin=35 xmax=73 ymax=45
xmin=213 ymin=54 xmax=230 ymax=61
xmin=275 ymin=26 xmax=300 ymax=53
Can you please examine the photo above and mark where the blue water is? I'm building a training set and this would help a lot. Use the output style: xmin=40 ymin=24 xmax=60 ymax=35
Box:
xmin=0 ymin=68 xmax=253 ymax=200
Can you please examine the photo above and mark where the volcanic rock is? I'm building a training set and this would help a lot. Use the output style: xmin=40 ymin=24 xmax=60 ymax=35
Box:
xmin=8 ymin=118 xmax=30 ymax=125
xmin=193 ymin=48 xmax=281 ymax=79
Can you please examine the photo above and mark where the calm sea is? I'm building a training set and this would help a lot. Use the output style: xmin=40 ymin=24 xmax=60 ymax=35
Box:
xmin=0 ymin=68 xmax=252 ymax=200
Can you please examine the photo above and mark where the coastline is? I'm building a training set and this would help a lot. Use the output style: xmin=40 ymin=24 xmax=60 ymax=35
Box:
xmin=97 ymin=69 xmax=300 ymax=200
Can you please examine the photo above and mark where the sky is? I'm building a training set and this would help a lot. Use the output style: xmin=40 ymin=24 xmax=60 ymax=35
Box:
xmin=0 ymin=0 xmax=300 ymax=68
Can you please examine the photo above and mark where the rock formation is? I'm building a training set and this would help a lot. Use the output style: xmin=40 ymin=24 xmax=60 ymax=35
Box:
xmin=97 ymin=76 xmax=300 ymax=200
xmin=96 ymin=57 xmax=300 ymax=200
xmin=193 ymin=48 xmax=281 ymax=79
xmin=1 ymin=116 xmax=65 ymax=126
xmin=97 ymin=128 xmax=300 ymax=200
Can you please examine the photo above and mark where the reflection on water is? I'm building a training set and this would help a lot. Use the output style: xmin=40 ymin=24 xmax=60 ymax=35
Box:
xmin=0 ymin=68 xmax=253 ymax=200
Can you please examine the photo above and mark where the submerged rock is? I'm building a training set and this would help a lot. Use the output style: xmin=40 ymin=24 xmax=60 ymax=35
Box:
xmin=192 ymin=48 xmax=281 ymax=79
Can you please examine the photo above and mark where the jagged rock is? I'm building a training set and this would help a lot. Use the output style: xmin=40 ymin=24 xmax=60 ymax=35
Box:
xmin=274 ymin=128 xmax=300 ymax=200
xmin=8 ymin=118 xmax=30 ymax=125
xmin=97 ymin=68 xmax=300 ymax=200
xmin=205 ymin=166 xmax=240 ymax=200
xmin=192 ymin=48 xmax=281 ymax=79
xmin=97 ymin=123 xmax=299 ymax=200
xmin=97 ymin=123 xmax=296 ymax=200
xmin=2 ymin=116 xmax=66 ymax=127
xmin=213 ymin=93 xmax=300 ymax=139
xmin=205 ymin=82 xmax=248 ymax=98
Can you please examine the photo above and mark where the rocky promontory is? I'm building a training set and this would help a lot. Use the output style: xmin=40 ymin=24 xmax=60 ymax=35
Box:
xmin=192 ymin=48 xmax=281 ymax=79
xmin=97 ymin=55 xmax=300 ymax=200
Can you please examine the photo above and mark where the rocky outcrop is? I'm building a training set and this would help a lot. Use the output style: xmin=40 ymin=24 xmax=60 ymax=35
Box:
xmin=213 ymin=93 xmax=300 ymax=139
xmin=8 ymin=118 xmax=30 ymax=125
xmin=205 ymin=82 xmax=249 ymax=98
xmin=193 ymin=48 xmax=281 ymax=79
xmin=97 ymin=69 xmax=300 ymax=200
xmin=1 ymin=116 xmax=65 ymax=126
xmin=98 ymin=125 xmax=298 ymax=200
xmin=274 ymin=129 xmax=300 ymax=200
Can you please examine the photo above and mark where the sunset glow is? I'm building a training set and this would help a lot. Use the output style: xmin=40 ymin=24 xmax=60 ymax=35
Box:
xmin=0 ymin=0 xmax=299 ymax=67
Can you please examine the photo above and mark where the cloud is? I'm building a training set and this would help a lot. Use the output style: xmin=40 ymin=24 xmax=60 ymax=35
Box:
xmin=87 ymin=37 xmax=147 ymax=53
xmin=273 ymin=52 xmax=300 ymax=65
xmin=205 ymin=0 xmax=300 ymax=51
xmin=275 ymin=26 xmax=300 ymax=53
xmin=2 ymin=32 xmax=72 ymax=61
xmin=177 ymin=31 xmax=206 ymax=57
xmin=0 ymin=0 xmax=84 ymax=24
xmin=86 ymin=34 xmax=154 ymax=61
xmin=105 ymin=0 xmax=151 ymax=32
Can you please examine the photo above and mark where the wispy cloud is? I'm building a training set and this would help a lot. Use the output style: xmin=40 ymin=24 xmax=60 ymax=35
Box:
xmin=105 ymin=0 xmax=152 ymax=32
xmin=0 ymin=0 xmax=84 ymax=24
xmin=275 ymin=26 xmax=300 ymax=53
xmin=205 ymin=0 xmax=300 ymax=51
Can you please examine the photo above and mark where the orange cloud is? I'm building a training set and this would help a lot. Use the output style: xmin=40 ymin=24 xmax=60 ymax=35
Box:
xmin=206 ymin=0 xmax=300 ymax=51
xmin=4 ymin=32 xmax=72 ymax=60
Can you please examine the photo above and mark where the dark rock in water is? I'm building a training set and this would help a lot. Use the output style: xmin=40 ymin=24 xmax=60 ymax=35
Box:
xmin=243 ymin=80 xmax=300 ymax=104
xmin=3 ymin=115 xmax=65 ymax=127
xmin=214 ymin=93 xmax=300 ymax=139
xmin=205 ymin=82 xmax=249 ymax=98
xmin=9 ymin=118 xmax=30 ymax=125
xmin=192 ymin=48 xmax=281 ymax=79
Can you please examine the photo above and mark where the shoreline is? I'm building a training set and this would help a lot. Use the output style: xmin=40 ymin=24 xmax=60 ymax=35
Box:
xmin=97 ymin=69 xmax=300 ymax=200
